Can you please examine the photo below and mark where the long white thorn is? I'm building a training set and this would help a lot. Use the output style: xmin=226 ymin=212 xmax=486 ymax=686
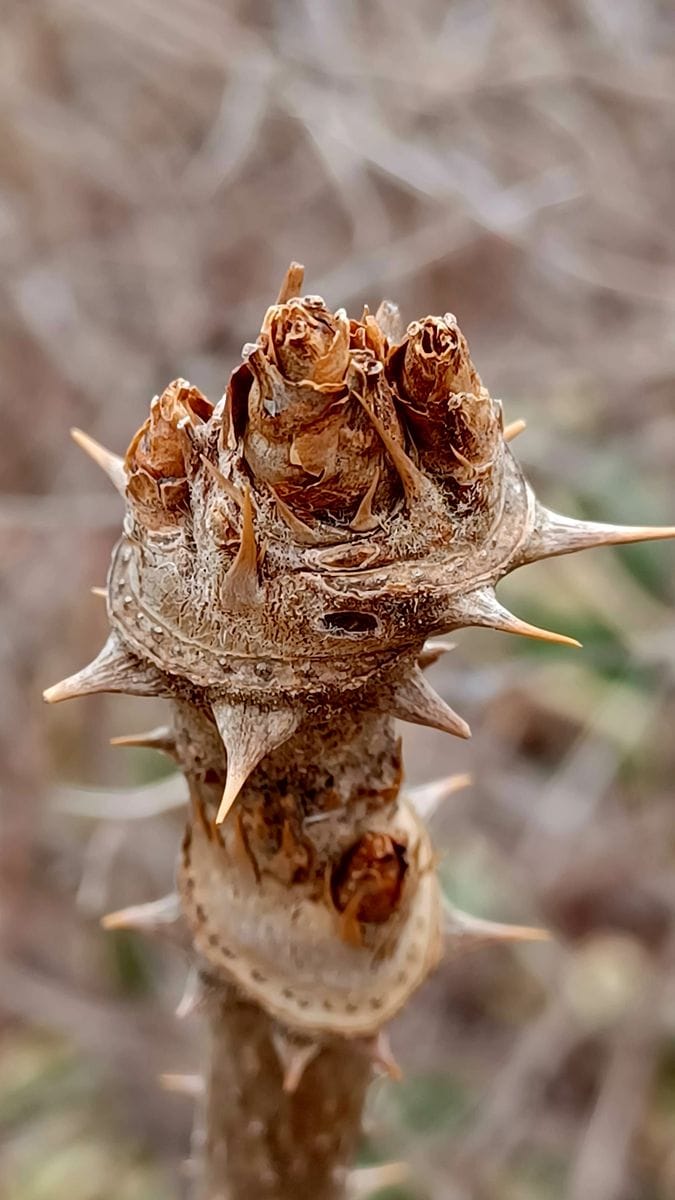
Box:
xmin=71 ymin=428 xmax=127 ymax=496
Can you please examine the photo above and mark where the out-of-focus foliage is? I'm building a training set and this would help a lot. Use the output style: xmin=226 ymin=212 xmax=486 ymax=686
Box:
xmin=1 ymin=2 xmax=674 ymax=1198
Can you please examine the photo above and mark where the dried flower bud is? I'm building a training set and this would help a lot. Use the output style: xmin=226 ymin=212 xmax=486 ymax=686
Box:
xmin=261 ymin=296 xmax=350 ymax=385
xmin=124 ymin=379 xmax=211 ymax=522
xmin=235 ymin=297 xmax=406 ymax=523
xmin=388 ymin=316 xmax=502 ymax=498
xmin=331 ymin=832 xmax=408 ymax=926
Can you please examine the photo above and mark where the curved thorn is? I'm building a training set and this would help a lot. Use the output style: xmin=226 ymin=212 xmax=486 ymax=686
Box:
xmin=212 ymin=700 xmax=303 ymax=824
xmin=221 ymin=485 xmax=260 ymax=608
xmin=175 ymin=966 xmax=202 ymax=1019
xmin=110 ymin=725 xmax=178 ymax=760
xmin=520 ymin=505 xmax=675 ymax=565
xmin=408 ymin=772 xmax=472 ymax=820
xmin=445 ymin=899 xmax=551 ymax=948
xmin=271 ymin=1031 xmax=319 ymax=1094
xmin=356 ymin=395 xmax=427 ymax=507
xmin=101 ymin=893 xmax=188 ymax=948
xmin=43 ymin=634 xmax=170 ymax=703
xmin=350 ymin=467 xmax=380 ymax=532
xmin=503 ymin=418 xmax=527 ymax=442
xmin=451 ymin=587 xmax=581 ymax=648
xmin=71 ymin=428 xmax=127 ymax=496
xmin=369 ymin=1030 xmax=403 ymax=1081
xmin=418 ymin=639 xmax=456 ymax=670
xmin=388 ymin=666 xmax=471 ymax=739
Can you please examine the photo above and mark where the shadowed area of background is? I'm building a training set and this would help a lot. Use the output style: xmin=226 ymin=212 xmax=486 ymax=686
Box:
xmin=1 ymin=2 xmax=675 ymax=1197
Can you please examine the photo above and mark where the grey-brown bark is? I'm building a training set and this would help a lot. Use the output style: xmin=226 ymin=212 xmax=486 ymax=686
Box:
xmin=201 ymin=985 xmax=370 ymax=1200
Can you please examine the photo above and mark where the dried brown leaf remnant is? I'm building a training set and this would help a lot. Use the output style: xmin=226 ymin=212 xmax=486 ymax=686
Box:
xmin=46 ymin=265 xmax=675 ymax=1199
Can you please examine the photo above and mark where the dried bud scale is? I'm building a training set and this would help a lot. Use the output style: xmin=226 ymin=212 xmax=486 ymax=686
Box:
xmin=46 ymin=264 xmax=675 ymax=1199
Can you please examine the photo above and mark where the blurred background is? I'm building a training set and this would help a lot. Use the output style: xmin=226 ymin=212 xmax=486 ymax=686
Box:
xmin=2 ymin=1 xmax=675 ymax=1197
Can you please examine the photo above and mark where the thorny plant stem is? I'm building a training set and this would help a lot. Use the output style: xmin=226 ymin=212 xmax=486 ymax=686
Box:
xmin=44 ymin=263 xmax=675 ymax=1197
xmin=173 ymin=698 xmax=400 ymax=1199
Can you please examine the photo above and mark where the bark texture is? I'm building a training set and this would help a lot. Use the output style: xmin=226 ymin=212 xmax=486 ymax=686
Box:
xmin=202 ymin=986 xmax=370 ymax=1200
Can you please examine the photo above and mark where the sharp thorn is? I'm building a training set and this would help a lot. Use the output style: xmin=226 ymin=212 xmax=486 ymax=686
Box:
xmin=408 ymin=772 xmax=473 ymax=820
xmin=503 ymin=418 xmax=527 ymax=442
xmin=417 ymin=639 xmax=456 ymax=669
xmin=444 ymin=900 xmax=551 ymax=948
xmin=212 ymin=700 xmax=303 ymax=824
xmin=43 ymin=635 xmax=171 ymax=703
xmin=271 ymin=1030 xmax=319 ymax=1094
xmin=451 ymin=587 xmax=581 ymax=648
xmin=90 ymin=586 xmax=107 ymax=599
xmin=220 ymin=484 xmax=260 ymax=608
xmin=71 ymin=428 xmax=127 ymax=496
xmin=357 ymin=395 xmax=427 ymax=507
xmin=350 ymin=467 xmax=380 ymax=532
xmin=101 ymin=893 xmax=188 ymax=948
xmin=175 ymin=966 xmax=202 ymax=1019
xmin=388 ymin=666 xmax=471 ymax=739
xmin=520 ymin=505 xmax=675 ymax=565
xmin=368 ymin=1031 xmax=403 ymax=1081
xmin=110 ymin=725 xmax=178 ymax=759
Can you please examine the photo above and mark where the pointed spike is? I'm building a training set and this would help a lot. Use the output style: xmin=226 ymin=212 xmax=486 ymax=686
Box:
xmin=159 ymin=1073 xmax=205 ymax=1097
xmin=90 ymin=586 xmax=107 ymax=600
xmin=43 ymin=634 xmax=171 ymax=703
xmin=101 ymin=892 xmax=188 ymax=948
xmin=71 ymin=428 xmax=127 ymax=496
xmin=408 ymin=772 xmax=472 ymax=821
xmin=350 ymin=467 xmax=381 ymax=533
xmin=445 ymin=900 xmax=551 ymax=948
xmin=388 ymin=666 xmax=471 ymax=739
xmin=520 ymin=505 xmax=675 ymax=565
xmin=369 ymin=1031 xmax=403 ymax=1081
xmin=110 ymin=725 xmax=178 ymax=760
xmin=221 ymin=485 xmax=260 ymax=608
xmin=276 ymin=261 xmax=305 ymax=305
xmin=212 ymin=700 xmax=303 ymax=824
xmin=200 ymin=454 xmax=243 ymax=506
xmin=503 ymin=417 xmax=527 ymax=442
xmin=271 ymin=1031 xmax=319 ymax=1094
xmin=269 ymin=486 xmax=320 ymax=544
xmin=417 ymin=639 xmax=456 ymax=669
xmin=175 ymin=966 xmax=202 ymax=1019
xmin=356 ymin=395 xmax=427 ymax=507
xmin=451 ymin=587 xmax=581 ymax=648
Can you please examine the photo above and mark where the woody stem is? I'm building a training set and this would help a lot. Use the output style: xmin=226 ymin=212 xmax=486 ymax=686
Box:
xmin=172 ymin=699 xmax=402 ymax=1198
xmin=200 ymin=984 xmax=370 ymax=1200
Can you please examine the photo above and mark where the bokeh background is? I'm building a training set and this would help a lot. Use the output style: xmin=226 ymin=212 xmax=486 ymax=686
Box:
xmin=2 ymin=2 xmax=675 ymax=1197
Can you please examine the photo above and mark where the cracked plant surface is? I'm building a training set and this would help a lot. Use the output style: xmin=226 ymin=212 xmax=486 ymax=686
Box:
xmin=45 ymin=263 xmax=675 ymax=1200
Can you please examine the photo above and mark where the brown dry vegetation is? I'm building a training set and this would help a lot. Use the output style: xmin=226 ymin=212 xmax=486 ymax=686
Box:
xmin=1 ymin=2 xmax=675 ymax=1198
